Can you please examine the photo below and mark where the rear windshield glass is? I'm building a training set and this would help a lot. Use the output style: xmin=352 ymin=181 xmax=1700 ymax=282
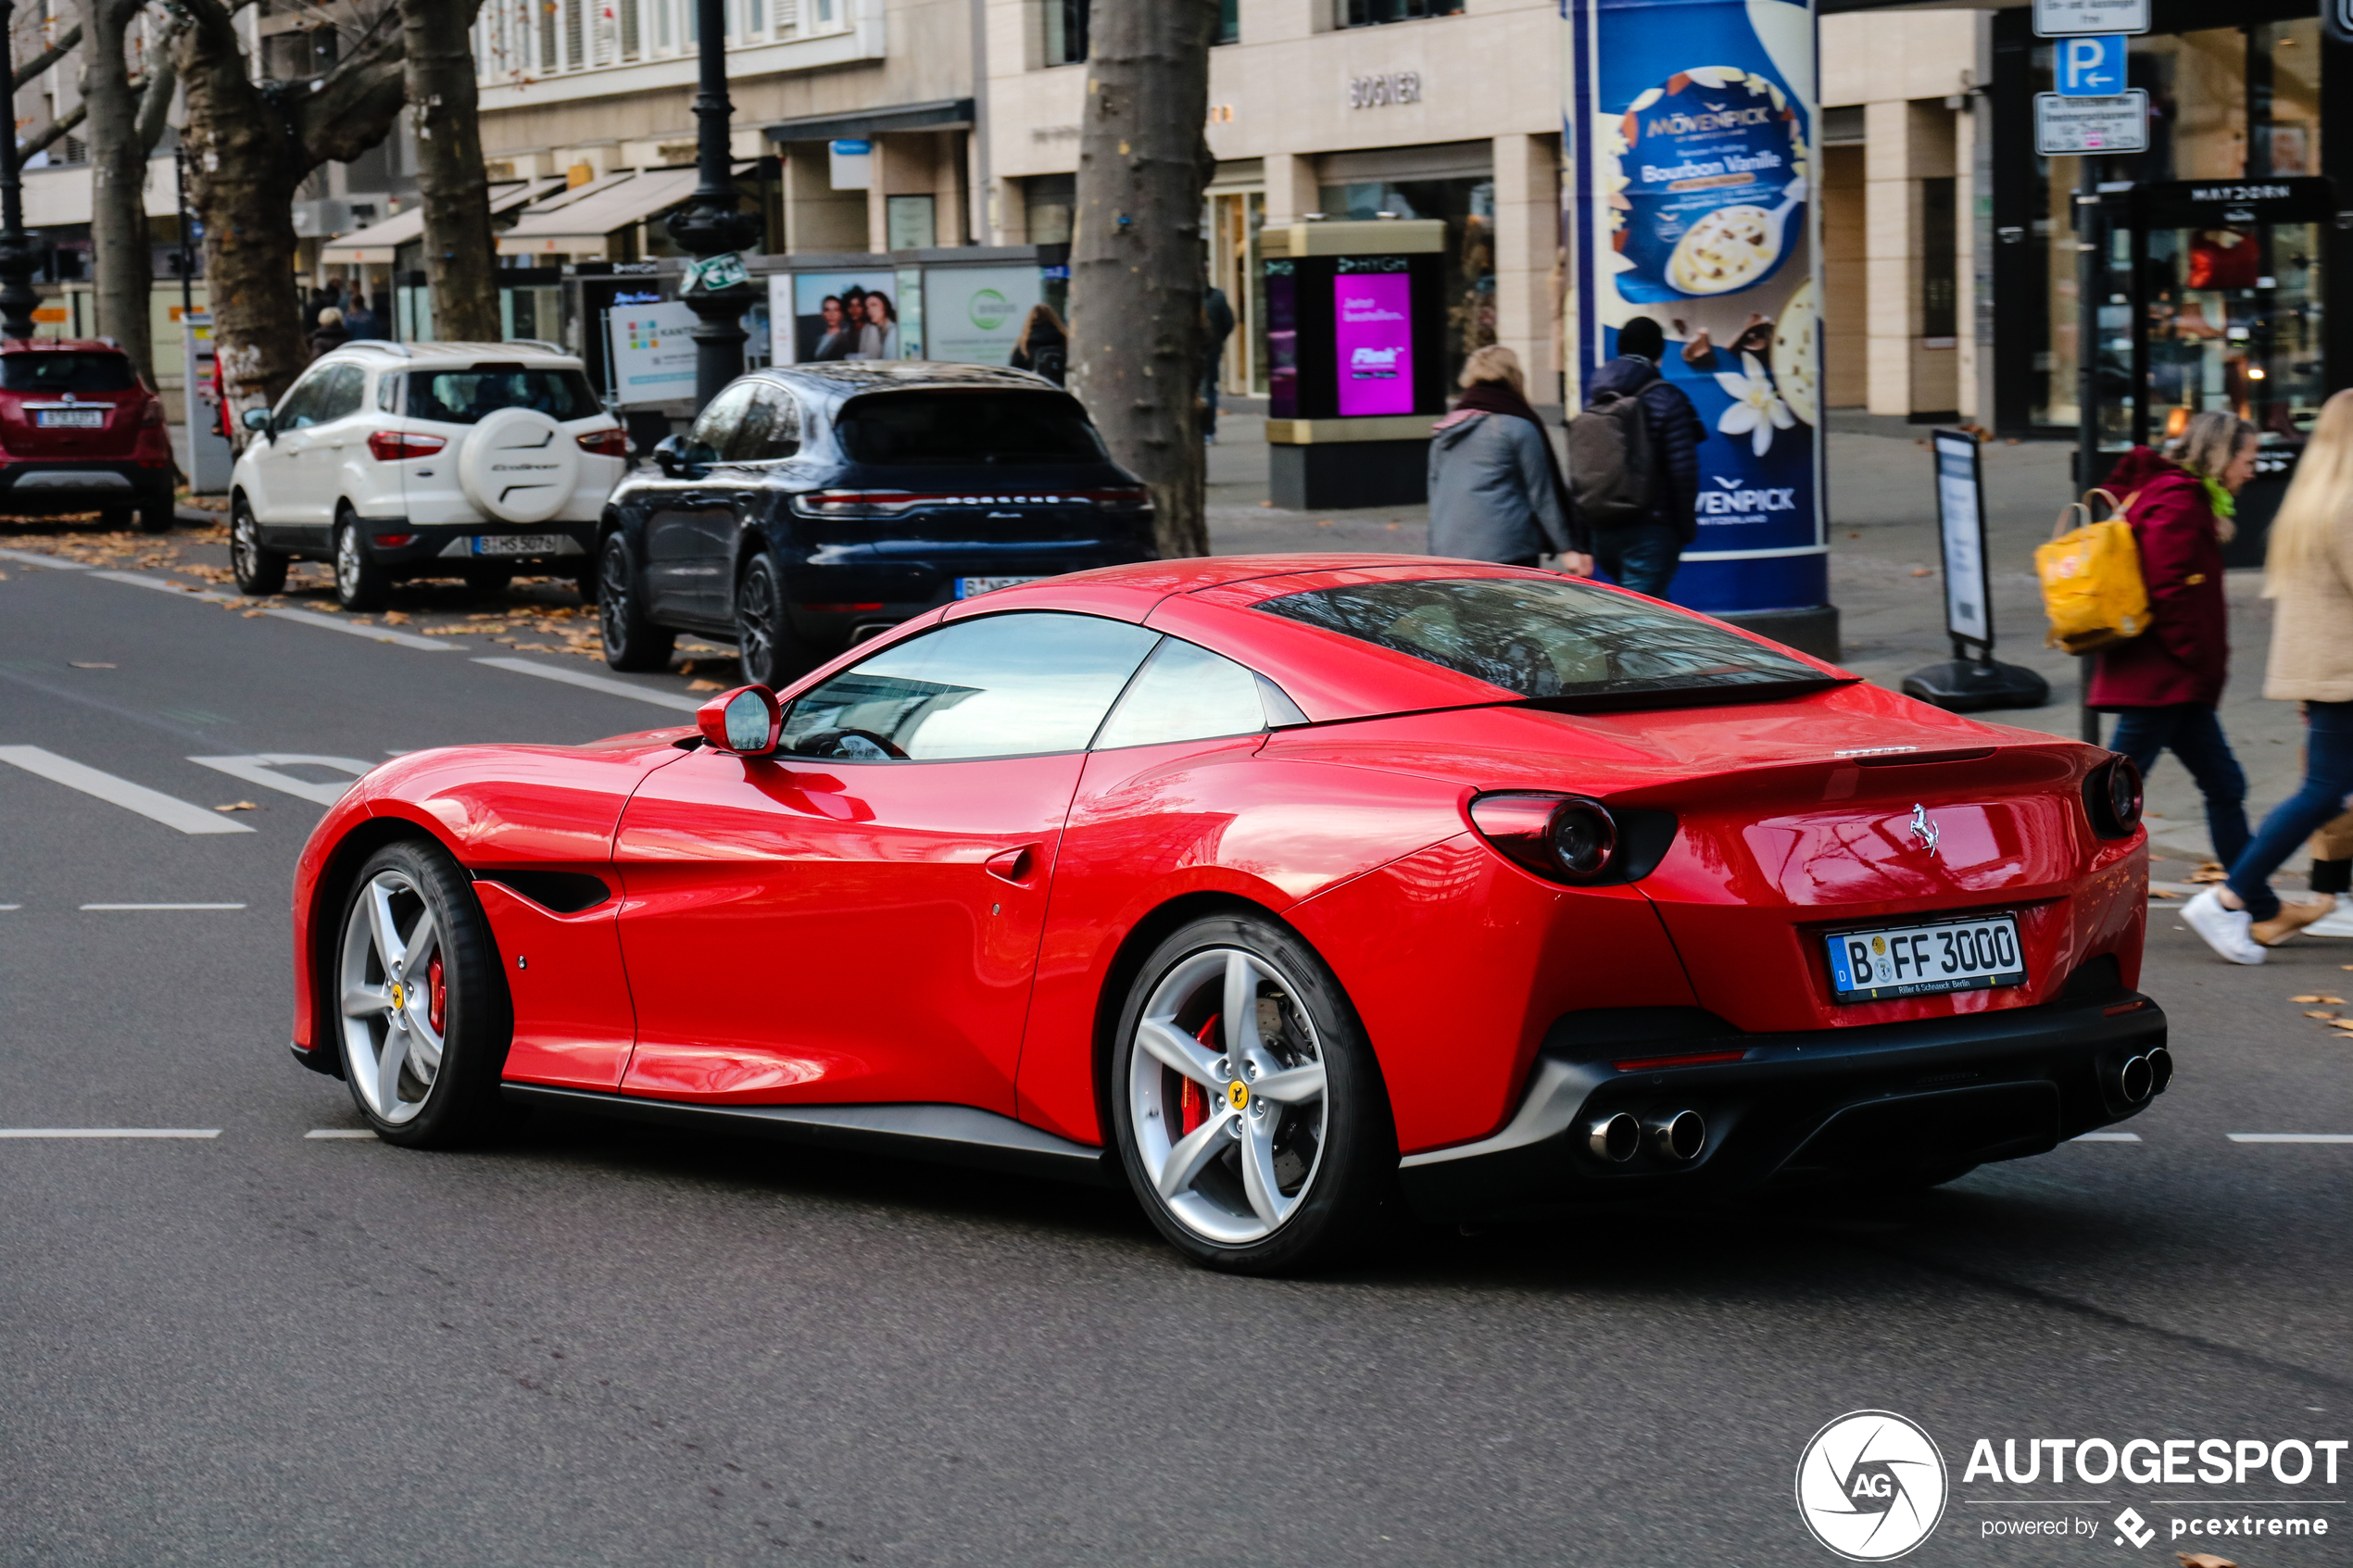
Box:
xmin=1253 ymin=576 xmax=1837 ymax=708
xmin=836 ymin=391 xmax=1106 ymax=466
xmin=3 ymin=352 xmax=135 ymax=393
xmin=405 ymin=366 xmax=598 ymax=424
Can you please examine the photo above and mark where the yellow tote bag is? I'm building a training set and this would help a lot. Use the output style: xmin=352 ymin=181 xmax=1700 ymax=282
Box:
xmin=2034 ymin=487 xmax=2149 ymax=655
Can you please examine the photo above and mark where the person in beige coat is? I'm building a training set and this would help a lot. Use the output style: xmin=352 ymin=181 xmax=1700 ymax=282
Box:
xmin=2183 ymin=387 xmax=2353 ymax=962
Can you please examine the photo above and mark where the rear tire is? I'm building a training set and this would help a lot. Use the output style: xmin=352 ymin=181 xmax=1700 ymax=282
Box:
xmin=333 ymin=839 xmax=510 ymax=1147
xmin=598 ymin=531 xmax=673 ymax=671
xmin=134 ymin=496 xmax=172 ymax=534
xmin=734 ymin=552 xmax=811 ymax=689
xmin=333 ymin=509 xmax=390 ymax=611
xmin=1110 ymin=912 xmax=1396 ymax=1274
xmin=229 ymin=496 xmax=287 ymax=596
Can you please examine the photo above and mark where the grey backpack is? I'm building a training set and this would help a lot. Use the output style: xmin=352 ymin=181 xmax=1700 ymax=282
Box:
xmin=1568 ymin=391 xmax=1655 ymax=528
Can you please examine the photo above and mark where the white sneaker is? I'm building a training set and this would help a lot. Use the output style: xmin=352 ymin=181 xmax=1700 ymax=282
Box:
xmin=2183 ymin=887 xmax=2267 ymax=964
xmin=2303 ymin=893 xmax=2353 ymax=938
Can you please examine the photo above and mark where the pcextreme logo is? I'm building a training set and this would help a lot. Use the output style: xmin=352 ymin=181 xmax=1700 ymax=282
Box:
xmin=1797 ymin=1411 xmax=1950 ymax=1562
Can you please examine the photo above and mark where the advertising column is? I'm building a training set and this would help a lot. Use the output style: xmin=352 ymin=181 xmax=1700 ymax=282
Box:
xmin=1567 ymin=0 xmax=1832 ymax=654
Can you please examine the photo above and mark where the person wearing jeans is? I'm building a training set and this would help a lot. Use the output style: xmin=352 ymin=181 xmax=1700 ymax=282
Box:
xmin=2088 ymin=413 xmax=2255 ymax=909
xmin=2187 ymin=389 xmax=2353 ymax=962
xmin=1580 ymin=316 xmax=1704 ymax=598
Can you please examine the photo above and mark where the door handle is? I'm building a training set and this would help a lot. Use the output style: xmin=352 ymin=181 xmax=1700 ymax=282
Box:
xmin=985 ymin=844 xmax=1043 ymax=886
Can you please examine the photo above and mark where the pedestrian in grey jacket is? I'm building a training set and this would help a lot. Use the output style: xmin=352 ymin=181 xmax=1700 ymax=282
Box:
xmin=1427 ymin=345 xmax=1586 ymax=570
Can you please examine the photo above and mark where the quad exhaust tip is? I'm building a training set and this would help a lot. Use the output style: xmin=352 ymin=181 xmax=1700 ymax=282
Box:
xmin=2145 ymin=1047 xmax=2173 ymax=1096
xmin=1588 ymin=1111 xmax=1641 ymax=1163
xmin=1647 ymin=1109 xmax=1706 ymax=1162
xmin=2117 ymin=1054 xmax=2154 ymax=1105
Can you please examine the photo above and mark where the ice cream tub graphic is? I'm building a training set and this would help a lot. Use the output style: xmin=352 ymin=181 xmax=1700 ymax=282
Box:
xmin=1612 ymin=67 xmax=1808 ymax=303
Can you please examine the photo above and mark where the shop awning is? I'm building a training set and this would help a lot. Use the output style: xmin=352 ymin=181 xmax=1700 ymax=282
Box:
xmin=762 ymin=97 xmax=974 ymax=146
xmin=496 ymin=164 xmax=751 ymax=259
xmin=320 ymin=180 xmax=560 ymax=264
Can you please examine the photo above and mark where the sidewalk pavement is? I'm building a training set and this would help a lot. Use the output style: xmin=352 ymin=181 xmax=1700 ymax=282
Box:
xmin=1202 ymin=412 xmax=2309 ymax=879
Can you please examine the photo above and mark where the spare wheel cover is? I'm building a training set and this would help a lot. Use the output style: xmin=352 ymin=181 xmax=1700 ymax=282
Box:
xmin=458 ymin=407 xmax=579 ymax=524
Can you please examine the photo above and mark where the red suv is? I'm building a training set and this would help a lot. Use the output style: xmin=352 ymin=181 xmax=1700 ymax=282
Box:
xmin=0 ymin=339 xmax=175 ymax=532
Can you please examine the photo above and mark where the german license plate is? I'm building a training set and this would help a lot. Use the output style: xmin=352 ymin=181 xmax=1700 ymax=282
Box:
xmin=473 ymin=533 xmax=565 ymax=557
xmin=955 ymin=575 xmax=1045 ymax=598
xmin=1825 ymin=914 xmax=2026 ymax=1003
xmin=35 ymin=408 xmax=104 ymax=428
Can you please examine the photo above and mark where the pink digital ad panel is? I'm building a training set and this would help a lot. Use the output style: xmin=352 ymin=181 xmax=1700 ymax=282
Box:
xmin=1334 ymin=271 xmax=1413 ymax=417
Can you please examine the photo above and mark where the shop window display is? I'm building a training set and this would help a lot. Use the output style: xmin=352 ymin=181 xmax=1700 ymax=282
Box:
xmin=1318 ymin=177 xmax=1494 ymax=387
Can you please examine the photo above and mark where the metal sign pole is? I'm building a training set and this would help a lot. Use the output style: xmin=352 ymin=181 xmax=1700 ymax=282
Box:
xmin=2075 ymin=159 xmax=2105 ymax=745
xmin=1902 ymin=430 xmax=2050 ymax=710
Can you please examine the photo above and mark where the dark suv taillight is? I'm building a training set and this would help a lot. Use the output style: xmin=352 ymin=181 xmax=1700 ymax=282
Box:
xmin=139 ymin=398 xmax=164 ymax=428
xmin=367 ymin=431 xmax=447 ymax=461
xmin=575 ymin=427 xmax=628 ymax=457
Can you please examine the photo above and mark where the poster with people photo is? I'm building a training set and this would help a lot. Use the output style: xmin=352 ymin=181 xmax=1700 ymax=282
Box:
xmin=771 ymin=271 xmax=905 ymax=363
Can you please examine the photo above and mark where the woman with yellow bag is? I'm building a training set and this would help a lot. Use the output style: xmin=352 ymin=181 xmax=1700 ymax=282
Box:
xmin=2184 ymin=390 xmax=2353 ymax=963
xmin=2089 ymin=411 xmax=2257 ymax=898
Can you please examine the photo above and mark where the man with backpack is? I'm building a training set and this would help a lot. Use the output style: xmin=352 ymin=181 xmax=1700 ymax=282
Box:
xmin=1569 ymin=316 xmax=1707 ymax=597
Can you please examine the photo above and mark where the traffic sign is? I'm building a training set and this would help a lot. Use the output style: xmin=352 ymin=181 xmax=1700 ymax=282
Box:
xmin=2032 ymin=0 xmax=2147 ymax=35
xmin=686 ymin=250 xmax=750 ymax=294
xmin=2033 ymin=91 xmax=2149 ymax=155
xmin=2055 ymin=34 xmax=2128 ymax=96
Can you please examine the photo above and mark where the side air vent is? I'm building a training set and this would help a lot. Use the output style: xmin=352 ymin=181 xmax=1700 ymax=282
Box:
xmin=475 ymin=870 xmax=612 ymax=914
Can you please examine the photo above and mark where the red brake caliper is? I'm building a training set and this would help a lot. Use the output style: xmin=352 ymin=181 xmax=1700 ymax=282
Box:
xmin=427 ymin=951 xmax=447 ymax=1034
xmin=1178 ymin=1014 xmax=1218 ymax=1135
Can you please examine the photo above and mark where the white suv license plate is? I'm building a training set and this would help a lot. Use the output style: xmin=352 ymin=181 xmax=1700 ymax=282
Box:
xmin=955 ymin=575 xmax=1045 ymax=598
xmin=1825 ymin=914 xmax=2026 ymax=1004
xmin=473 ymin=534 xmax=567 ymax=557
xmin=35 ymin=408 xmax=104 ymax=428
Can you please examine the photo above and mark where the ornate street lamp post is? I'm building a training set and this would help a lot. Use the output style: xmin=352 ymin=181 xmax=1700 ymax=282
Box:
xmin=664 ymin=0 xmax=761 ymax=409
xmin=0 ymin=0 xmax=45 ymax=342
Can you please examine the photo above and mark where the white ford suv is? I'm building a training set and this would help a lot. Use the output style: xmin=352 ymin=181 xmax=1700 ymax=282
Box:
xmin=228 ymin=341 xmax=629 ymax=609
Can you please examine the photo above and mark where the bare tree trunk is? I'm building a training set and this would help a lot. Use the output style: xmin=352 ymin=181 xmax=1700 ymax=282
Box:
xmin=82 ymin=0 xmax=152 ymax=379
xmin=399 ymin=0 xmax=497 ymax=341
xmin=1068 ymin=0 xmax=1218 ymax=558
xmin=175 ymin=0 xmax=405 ymax=420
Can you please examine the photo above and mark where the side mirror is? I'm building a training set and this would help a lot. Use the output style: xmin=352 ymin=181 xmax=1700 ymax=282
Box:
xmin=242 ymin=407 xmax=273 ymax=439
xmin=652 ymin=433 xmax=683 ymax=476
xmin=697 ymin=684 xmax=781 ymax=757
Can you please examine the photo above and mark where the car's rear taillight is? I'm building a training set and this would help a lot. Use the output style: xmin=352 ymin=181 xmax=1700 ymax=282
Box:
xmin=794 ymin=489 xmax=919 ymax=518
xmin=366 ymin=431 xmax=447 ymax=461
xmin=2084 ymin=753 xmax=2144 ymax=838
xmin=575 ymin=427 xmax=628 ymax=457
xmin=1088 ymin=485 xmax=1151 ymax=510
xmin=1468 ymin=792 xmax=1622 ymax=884
xmin=139 ymin=398 xmax=164 ymax=428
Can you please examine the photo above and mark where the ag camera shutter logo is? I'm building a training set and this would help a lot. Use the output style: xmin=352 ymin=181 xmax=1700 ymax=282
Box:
xmin=1796 ymin=1411 xmax=1949 ymax=1561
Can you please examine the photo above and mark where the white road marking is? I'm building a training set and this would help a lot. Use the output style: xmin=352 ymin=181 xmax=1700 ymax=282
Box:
xmin=0 ymin=746 xmax=257 ymax=834
xmin=0 ymin=904 xmax=19 ymax=910
xmin=259 ymin=606 xmax=453 ymax=651
xmin=304 ymin=1129 xmax=376 ymax=1139
xmin=2227 ymin=1133 xmax=2353 ymax=1144
xmin=0 ymin=1128 xmax=220 ymax=1138
xmin=80 ymin=903 xmax=245 ymax=910
xmin=2072 ymin=1132 xmax=2143 ymax=1142
xmin=473 ymin=655 xmax=701 ymax=711
xmin=89 ymin=569 xmax=235 ymax=603
xmin=0 ymin=547 xmax=92 ymax=570
xmin=187 ymin=753 xmax=373 ymax=806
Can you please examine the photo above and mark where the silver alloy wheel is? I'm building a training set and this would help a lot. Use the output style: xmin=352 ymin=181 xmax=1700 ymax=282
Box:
xmin=1128 ymin=947 xmax=1328 ymax=1245
xmin=231 ymin=507 xmax=258 ymax=576
xmin=334 ymin=522 xmax=363 ymax=599
xmin=337 ymin=869 xmax=447 ymax=1124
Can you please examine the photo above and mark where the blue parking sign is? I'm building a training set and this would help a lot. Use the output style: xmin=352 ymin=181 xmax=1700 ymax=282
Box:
xmin=2056 ymin=33 xmax=2128 ymax=96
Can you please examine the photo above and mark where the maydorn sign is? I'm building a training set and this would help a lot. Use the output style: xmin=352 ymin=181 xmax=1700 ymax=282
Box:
xmin=1348 ymin=71 xmax=1423 ymax=108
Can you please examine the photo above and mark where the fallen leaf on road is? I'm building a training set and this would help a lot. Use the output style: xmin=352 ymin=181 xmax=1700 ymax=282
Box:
xmin=2294 ymin=995 xmax=2327 ymax=1003
xmin=2150 ymin=889 xmax=2173 ymax=899
xmin=422 ymin=625 xmax=468 ymax=635
xmin=2306 ymin=1010 xmax=2337 ymax=1019
xmin=242 ymin=609 xmax=266 ymax=618
xmin=213 ymin=801 xmax=258 ymax=812
xmin=1909 ymin=567 xmax=1933 ymax=577
xmin=687 ymin=679 xmax=724 ymax=691
xmin=69 ymin=661 xmax=116 ymax=669
xmin=383 ymin=611 xmax=410 ymax=624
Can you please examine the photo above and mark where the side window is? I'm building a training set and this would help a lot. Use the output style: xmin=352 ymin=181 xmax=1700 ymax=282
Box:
xmin=688 ymin=381 xmax=757 ymax=458
xmin=1092 ymin=636 xmax=1273 ymax=750
xmin=375 ymin=371 xmax=399 ymax=413
xmin=313 ymin=365 xmax=365 ymax=423
xmin=724 ymin=385 xmax=800 ymax=462
xmin=274 ymin=372 xmax=327 ymax=430
xmin=779 ymin=612 xmax=1161 ymax=761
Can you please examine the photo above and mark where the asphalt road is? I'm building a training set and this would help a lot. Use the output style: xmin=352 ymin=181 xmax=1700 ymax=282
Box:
xmin=4 ymin=537 xmax=2352 ymax=1568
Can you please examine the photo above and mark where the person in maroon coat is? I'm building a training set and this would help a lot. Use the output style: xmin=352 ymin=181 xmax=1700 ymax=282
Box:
xmin=2088 ymin=410 xmax=2258 ymax=874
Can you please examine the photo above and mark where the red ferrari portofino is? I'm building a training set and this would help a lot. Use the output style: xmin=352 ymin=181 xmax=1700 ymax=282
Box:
xmin=290 ymin=556 xmax=2164 ymax=1272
